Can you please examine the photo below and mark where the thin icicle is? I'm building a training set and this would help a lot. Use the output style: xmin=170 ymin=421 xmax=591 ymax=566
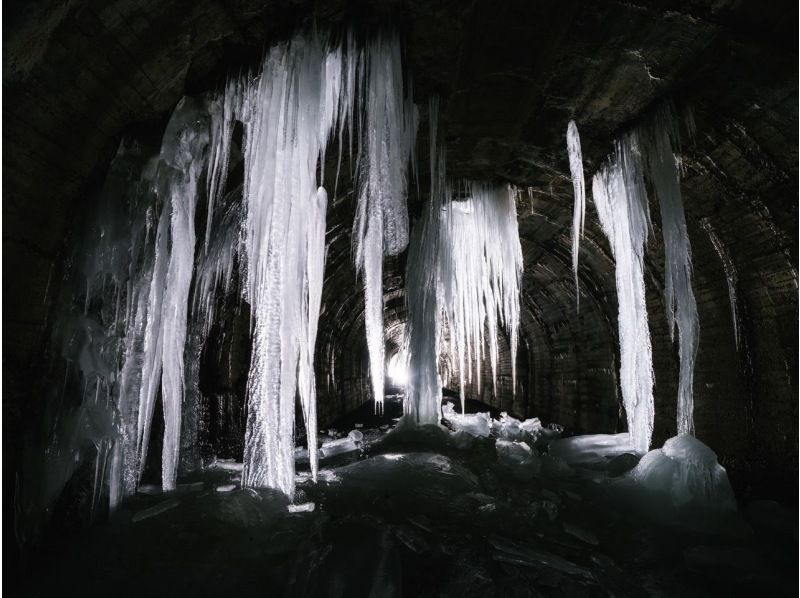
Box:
xmin=701 ymin=218 xmax=740 ymax=351
xmin=567 ymin=120 xmax=585 ymax=311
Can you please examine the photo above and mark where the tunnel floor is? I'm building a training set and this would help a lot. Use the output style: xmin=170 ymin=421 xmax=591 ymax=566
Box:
xmin=25 ymin=410 xmax=797 ymax=597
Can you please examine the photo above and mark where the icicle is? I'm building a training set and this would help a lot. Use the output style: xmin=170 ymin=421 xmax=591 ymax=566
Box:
xmin=591 ymin=132 xmax=655 ymax=454
xmin=643 ymin=105 xmax=698 ymax=437
xmin=404 ymin=97 xmax=445 ymax=425
xmin=353 ymin=33 xmax=419 ymax=413
xmin=567 ymin=120 xmax=585 ymax=311
xmin=239 ymin=34 xmax=341 ymax=498
xmin=405 ymin=99 xmax=523 ymax=423
xmin=701 ymin=218 xmax=740 ymax=350
xmin=439 ymin=184 xmax=523 ymax=411
xmin=298 ymin=187 xmax=328 ymax=482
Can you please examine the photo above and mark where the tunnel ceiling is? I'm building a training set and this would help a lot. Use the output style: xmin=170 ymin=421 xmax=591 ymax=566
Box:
xmin=3 ymin=0 xmax=798 ymax=500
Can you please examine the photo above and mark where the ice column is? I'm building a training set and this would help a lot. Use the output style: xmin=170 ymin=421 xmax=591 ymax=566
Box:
xmin=643 ymin=107 xmax=699 ymax=437
xmin=591 ymin=133 xmax=655 ymax=454
xmin=567 ymin=120 xmax=585 ymax=310
xmin=353 ymin=33 xmax=419 ymax=414
xmin=135 ymin=97 xmax=210 ymax=491
xmin=404 ymin=98 xmax=446 ymax=424
xmin=238 ymin=37 xmax=341 ymax=497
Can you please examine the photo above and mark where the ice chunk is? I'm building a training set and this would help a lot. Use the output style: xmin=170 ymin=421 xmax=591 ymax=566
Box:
xmin=629 ymin=435 xmax=736 ymax=511
xmin=287 ymin=502 xmax=316 ymax=513
xmin=441 ymin=402 xmax=491 ymax=437
xmin=491 ymin=411 xmax=543 ymax=442
xmin=319 ymin=438 xmax=359 ymax=459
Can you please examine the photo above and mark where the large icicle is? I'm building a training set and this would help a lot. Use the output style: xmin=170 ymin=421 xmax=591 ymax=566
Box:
xmin=138 ymin=97 xmax=210 ymax=490
xmin=405 ymin=99 xmax=523 ymax=423
xmin=239 ymin=35 xmax=341 ymax=497
xmin=567 ymin=120 xmax=585 ymax=310
xmin=353 ymin=33 xmax=418 ymax=414
xmin=439 ymin=184 xmax=523 ymax=411
xmin=404 ymin=98 xmax=446 ymax=425
xmin=643 ymin=107 xmax=699 ymax=437
xmin=591 ymin=132 xmax=655 ymax=454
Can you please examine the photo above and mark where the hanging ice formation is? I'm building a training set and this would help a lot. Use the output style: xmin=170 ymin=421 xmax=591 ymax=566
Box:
xmin=440 ymin=184 xmax=523 ymax=412
xmin=404 ymin=97 xmax=446 ymax=424
xmin=591 ymin=103 xmax=698 ymax=452
xmin=27 ymin=29 xmax=419 ymax=526
xmin=405 ymin=99 xmax=523 ymax=423
xmin=352 ymin=34 xmax=419 ymax=415
xmin=591 ymin=132 xmax=655 ymax=454
xmin=701 ymin=218 xmax=740 ymax=351
xmin=643 ymin=106 xmax=699 ymax=437
xmin=567 ymin=120 xmax=585 ymax=310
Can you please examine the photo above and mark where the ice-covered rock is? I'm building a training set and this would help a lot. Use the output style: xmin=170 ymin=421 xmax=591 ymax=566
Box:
xmin=629 ymin=434 xmax=736 ymax=511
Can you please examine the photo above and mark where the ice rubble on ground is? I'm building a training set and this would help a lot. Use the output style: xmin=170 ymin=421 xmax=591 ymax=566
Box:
xmin=628 ymin=434 xmax=736 ymax=511
xmin=440 ymin=402 xmax=558 ymax=461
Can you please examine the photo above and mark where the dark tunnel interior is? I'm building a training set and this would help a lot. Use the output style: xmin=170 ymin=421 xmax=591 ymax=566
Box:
xmin=2 ymin=0 xmax=798 ymax=595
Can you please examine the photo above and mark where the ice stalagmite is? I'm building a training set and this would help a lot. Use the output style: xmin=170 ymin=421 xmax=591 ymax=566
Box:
xmin=592 ymin=133 xmax=655 ymax=454
xmin=643 ymin=106 xmax=699 ymax=437
xmin=567 ymin=120 xmax=585 ymax=310
xmin=353 ymin=33 xmax=418 ymax=414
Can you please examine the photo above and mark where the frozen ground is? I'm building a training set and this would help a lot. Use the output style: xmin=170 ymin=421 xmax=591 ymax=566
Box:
xmin=25 ymin=404 xmax=797 ymax=597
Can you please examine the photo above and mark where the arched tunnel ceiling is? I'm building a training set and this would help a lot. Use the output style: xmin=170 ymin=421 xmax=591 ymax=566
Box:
xmin=3 ymin=0 xmax=798 ymax=501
